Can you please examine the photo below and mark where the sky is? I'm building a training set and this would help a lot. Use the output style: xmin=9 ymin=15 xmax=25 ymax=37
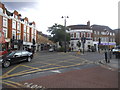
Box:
xmin=1 ymin=0 xmax=119 ymax=35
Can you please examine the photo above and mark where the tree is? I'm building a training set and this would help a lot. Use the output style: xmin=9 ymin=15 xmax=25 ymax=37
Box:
xmin=77 ymin=41 xmax=81 ymax=51
xmin=47 ymin=23 xmax=70 ymax=47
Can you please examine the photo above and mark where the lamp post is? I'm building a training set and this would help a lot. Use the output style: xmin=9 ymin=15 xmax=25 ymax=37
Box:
xmin=61 ymin=16 xmax=69 ymax=53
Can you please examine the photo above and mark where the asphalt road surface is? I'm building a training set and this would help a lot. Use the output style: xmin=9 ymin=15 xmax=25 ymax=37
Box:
xmin=1 ymin=51 xmax=118 ymax=89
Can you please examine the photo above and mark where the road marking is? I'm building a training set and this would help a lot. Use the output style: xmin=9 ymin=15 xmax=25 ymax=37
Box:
xmin=51 ymin=70 xmax=61 ymax=73
xmin=2 ymin=81 xmax=18 ymax=88
xmin=1 ymin=53 xmax=89 ymax=79
xmin=2 ymin=63 xmax=84 ymax=79
xmin=20 ymin=65 xmax=40 ymax=70
xmin=14 ymin=64 xmax=54 ymax=74
xmin=3 ymin=80 xmax=24 ymax=87
xmin=3 ymin=64 xmax=21 ymax=76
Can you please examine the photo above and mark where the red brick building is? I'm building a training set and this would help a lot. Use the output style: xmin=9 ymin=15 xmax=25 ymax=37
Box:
xmin=0 ymin=2 xmax=38 ymax=50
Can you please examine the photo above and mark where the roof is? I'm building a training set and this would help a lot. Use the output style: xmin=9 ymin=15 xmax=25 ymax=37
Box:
xmin=6 ymin=9 xmax=13 ymax=16
xmin=68 ymin=25 xmax=91 ymax=30
xmin=91 ymin=24 xmax=113 ymax=31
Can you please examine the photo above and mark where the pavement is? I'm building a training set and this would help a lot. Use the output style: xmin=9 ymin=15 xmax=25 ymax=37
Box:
xmin=66 ymin=51 xmax=119 ymax=71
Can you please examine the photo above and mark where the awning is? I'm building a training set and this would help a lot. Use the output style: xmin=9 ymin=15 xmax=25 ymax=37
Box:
xmin=99 ymin=43 xmax=116 ymax=45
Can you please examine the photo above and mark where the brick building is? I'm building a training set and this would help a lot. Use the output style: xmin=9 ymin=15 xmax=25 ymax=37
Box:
xmin=0 ymin=2 xmax=38 ymax=51
xmin=68 ymin=21 xmax=116 ymax=51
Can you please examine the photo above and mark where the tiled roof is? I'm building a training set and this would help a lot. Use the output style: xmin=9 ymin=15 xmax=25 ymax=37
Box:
xmin=6 ymin=9 xmax=13 ymax=16
xmin=91 ymin=25 xmax=113 ymax=31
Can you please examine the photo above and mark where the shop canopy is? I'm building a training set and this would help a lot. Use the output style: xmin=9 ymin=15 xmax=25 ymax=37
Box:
xmin=99 ymin=43 xmax=116 ymax=45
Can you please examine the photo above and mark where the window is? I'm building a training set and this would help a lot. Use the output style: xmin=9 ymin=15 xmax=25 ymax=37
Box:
xmin=3 ymin=28 xmax=7 ymax=38
xmin=27 ymin=34 xmax=29 ymax=42
xmin=97 ymin=31 xmax=99 ymax=35
xmin=17 ymin=31 xmax=20 ymax=40
xmin=12 ymin=30 xmax=16 ymax=39
xmin=87 ymin=33 xmax=90 ymax=37
xmin=113 ymin=33 xmax=115 ymax=36
xmin=12 ymin=20 xmax=16 ymax=29
xmin=3 ymin=17 xmax=8 ymax=27
xmin=27 ymin=27 xmax=29 ymax=33
xmin=94 ymin=31 xmax=96 ymax=34
xmin=24 ymin=33 xmax=26 ymax=41
xmin=17 ymin=22 xmax=20 ymax=30
xmin=0 ymin=8 xmax=3 ymax=13
xmin=14 ymin=51 xmax=22 ymax=56
xmin=24 ymin=26 xmax=26 ymax=32
xmin=94 ymin=37 xmax=96 ymax=41
xmin=15 ymin=15 xmax=17 ymax=19
xmin=22 ymin=51 xmax=28 ymax=55
xmin=76 ymin=33 xmax=79 ymax=38
xmin=34 ymin=30 xmax=36 ymax=36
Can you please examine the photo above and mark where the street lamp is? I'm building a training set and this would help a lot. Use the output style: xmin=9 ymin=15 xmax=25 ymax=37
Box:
xmin=61 ymin=16 xmax=69 ymax=53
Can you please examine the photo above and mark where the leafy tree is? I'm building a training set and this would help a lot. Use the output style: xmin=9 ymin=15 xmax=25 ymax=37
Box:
xmin=47 ymin=23 xmax=70 ymax=47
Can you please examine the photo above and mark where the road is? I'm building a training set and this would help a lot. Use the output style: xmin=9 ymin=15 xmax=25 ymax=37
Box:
xmin=1 ymin=51 xmax=118 ymax=89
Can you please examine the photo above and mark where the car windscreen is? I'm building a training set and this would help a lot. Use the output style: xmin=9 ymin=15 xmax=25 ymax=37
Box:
xmin=7 ymin=51 xmax=15 ymax=57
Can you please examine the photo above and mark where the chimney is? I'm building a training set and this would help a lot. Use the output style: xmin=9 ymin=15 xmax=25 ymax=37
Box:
xmin=87 ymin=21 xmax=90 ymax=26
xmin=18 ymin=14 xmax=21 ymax=19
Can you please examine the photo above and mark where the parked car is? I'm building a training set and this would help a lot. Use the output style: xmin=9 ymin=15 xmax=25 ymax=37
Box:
xmin=112 ymin=46 xmax=120 ymax=54
xmin=49 ymin=48 xmax=54 ymax=52
xmin=0 ymin=50 xmax=33 ymax=68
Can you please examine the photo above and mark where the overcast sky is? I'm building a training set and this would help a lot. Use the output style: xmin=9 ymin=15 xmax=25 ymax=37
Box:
xmin=1 ymin=0 xmax=119 ymax=34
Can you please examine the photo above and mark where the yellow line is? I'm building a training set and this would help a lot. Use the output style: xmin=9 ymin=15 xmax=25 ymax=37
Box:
xmin=2 ymin=81 xmax=18 ymax=88
xmin=3 ymin=64 xmax=21 ymax=76
xmin=20 ymin=65 xmax=40 ymax=70
xmin=2 ymin=53 xmax=87 ymax=79
xmin=2 ymin=64 xmax=53 ymax=78
xmin=14 ymin=64 xmax=52 ymax=74
xmin=2 ymin=63 xmax=84 ymax=79
xmin=2 ymin=57 xmax=85 ymax=79
xmin=3 ymin=80 xmax=23 ymax=87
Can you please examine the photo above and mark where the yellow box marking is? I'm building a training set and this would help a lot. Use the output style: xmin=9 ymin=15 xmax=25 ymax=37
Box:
xmin=2 ymin=81 xmax=18 ymax=88
xmin=2 ymin=63 xmax=84 ymax=79
xmin=3 ymin=80 xmax=24 ymax=87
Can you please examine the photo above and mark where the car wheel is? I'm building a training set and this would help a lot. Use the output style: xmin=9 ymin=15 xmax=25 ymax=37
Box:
xmin=3 ymin=61 xmax=11 ymax=68
xmin=27 ymin=57 xmax=31 ymax=62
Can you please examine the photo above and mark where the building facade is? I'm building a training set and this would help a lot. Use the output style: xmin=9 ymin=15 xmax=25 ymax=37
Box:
xmin=91 ymin=25 xmax=116 ymax=50
xmin=68 ymin=21 xmax=93 ymax=51
xmin=0 ymin=2 xmax=38 ymax=51
xmin=68 ymin=21 xmax=116 ymax=51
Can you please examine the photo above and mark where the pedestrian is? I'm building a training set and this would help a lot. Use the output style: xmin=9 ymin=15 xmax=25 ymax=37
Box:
xmin=105 ymin=51 xmax=108 ymax=63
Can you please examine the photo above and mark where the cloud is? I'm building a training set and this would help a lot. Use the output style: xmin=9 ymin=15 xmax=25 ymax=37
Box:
xmin=2 ymin=2 xmax=38 ymax=11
